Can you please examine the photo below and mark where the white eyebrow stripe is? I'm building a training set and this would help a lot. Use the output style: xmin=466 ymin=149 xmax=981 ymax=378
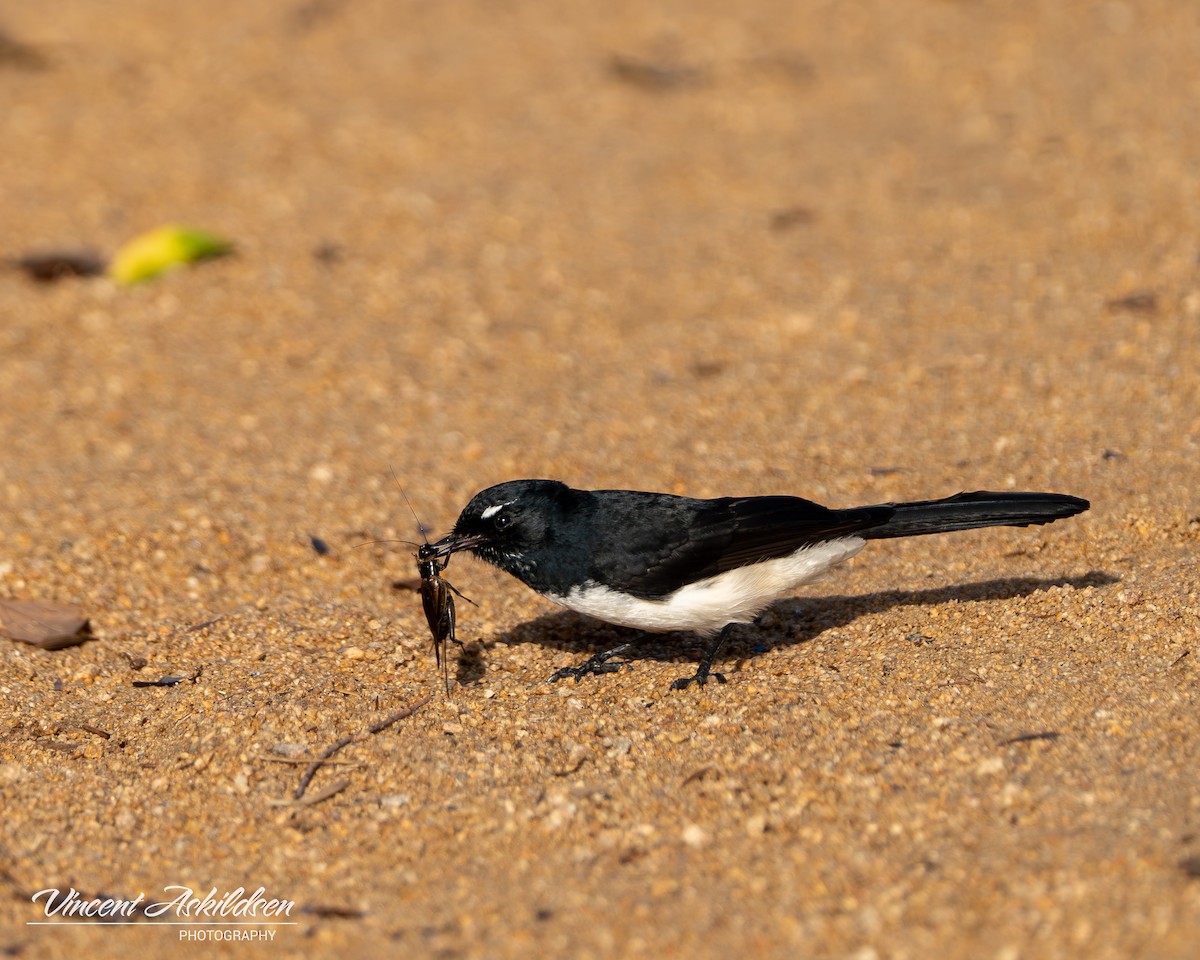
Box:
xmin=480 ymin=501 xmax=514 ymax=520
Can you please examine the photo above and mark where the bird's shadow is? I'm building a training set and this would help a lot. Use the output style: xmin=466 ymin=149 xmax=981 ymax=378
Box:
xmin=465 ymin=570 xmax=1120 ymax=676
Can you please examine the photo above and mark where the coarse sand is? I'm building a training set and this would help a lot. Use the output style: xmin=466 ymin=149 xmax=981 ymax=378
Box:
xmin=2 ymin=2 xmax=1198 ymax=957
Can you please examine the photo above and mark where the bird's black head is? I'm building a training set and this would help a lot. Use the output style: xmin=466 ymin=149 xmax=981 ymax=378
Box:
xmin=429 ymin=480 xmax=583 ymax=581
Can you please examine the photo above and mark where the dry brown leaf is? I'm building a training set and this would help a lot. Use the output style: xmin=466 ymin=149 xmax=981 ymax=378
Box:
xmin=0 ymin=599 xmax=93 ymax=649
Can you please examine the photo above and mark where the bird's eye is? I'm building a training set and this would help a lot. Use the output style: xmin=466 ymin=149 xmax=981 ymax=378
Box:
xmin=493 ymin=512 xmax=512 ymax=530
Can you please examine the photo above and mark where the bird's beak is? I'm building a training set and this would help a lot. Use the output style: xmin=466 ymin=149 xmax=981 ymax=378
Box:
xmin=427 ymin=532 xmax=484 ymax=558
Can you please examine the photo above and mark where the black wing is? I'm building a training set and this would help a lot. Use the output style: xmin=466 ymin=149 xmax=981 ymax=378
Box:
xmin=588 ymin=492 xmax=891 ymax=599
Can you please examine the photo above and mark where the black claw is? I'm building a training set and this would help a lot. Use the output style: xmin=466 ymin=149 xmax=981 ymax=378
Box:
xmin=669 ymin=666 xmax=727 ymax=690
xmin=548 ymin=657 xmax=627 ymax=684
xmin=547 ymin=640 xmax=637 ymax=684
xmin=668 ymin=624 xmax=734 ymax=690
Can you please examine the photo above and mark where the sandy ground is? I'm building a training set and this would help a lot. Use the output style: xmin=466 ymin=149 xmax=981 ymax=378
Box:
xmin=2 ymin=1 xmax=1198 ymax=957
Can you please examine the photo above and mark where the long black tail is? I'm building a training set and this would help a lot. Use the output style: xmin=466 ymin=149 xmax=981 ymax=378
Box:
xmin=860 ymin=491 xmax=1089 ymax=540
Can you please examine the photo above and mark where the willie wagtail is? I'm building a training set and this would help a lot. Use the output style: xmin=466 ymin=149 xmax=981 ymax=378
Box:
xmin=428 ymin=480 xmax=1089 ymax=689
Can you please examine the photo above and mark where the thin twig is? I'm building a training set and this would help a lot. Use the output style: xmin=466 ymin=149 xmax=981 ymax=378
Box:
xmin=299 ymin=779 xmax=349 ymax=806
xmin=294 ymin=693 xmax=432 ymax=800
xmin=270 ymin=778 xmax=350 ymax=808
xmin=186 ymin=614 xmax=225 ymax=633
xmin=253 ymin=753 xmax=362 ymax=767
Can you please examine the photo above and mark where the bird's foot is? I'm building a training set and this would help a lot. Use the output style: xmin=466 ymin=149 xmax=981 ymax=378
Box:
xmin=669 ymin=663 xmax=727 ymax=691
xmin=548 ymin=643 xmax=634 ymax=683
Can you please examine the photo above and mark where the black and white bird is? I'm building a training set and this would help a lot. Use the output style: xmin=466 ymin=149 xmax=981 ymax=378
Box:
xmin=429 ymin=480 xmax=1089 ymax=689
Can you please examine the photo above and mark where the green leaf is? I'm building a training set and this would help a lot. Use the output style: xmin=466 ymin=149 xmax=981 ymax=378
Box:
xmin=109 ymin=224 xmax=234 ymax=285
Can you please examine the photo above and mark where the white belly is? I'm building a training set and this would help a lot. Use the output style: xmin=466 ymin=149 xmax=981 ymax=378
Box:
xmin=545 ymin=537 xmax=865 ymax=636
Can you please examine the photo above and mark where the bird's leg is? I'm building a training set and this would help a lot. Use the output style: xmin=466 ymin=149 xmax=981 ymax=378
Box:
xmin=669 ymin=624 xmax=734 ymax=690
xmin=548 ymin=636 xmax=644 ymax=683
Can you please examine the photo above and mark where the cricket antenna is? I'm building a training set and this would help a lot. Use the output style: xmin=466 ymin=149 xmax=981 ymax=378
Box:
xmin=390 ymin=467 xmax=431 ymax=544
